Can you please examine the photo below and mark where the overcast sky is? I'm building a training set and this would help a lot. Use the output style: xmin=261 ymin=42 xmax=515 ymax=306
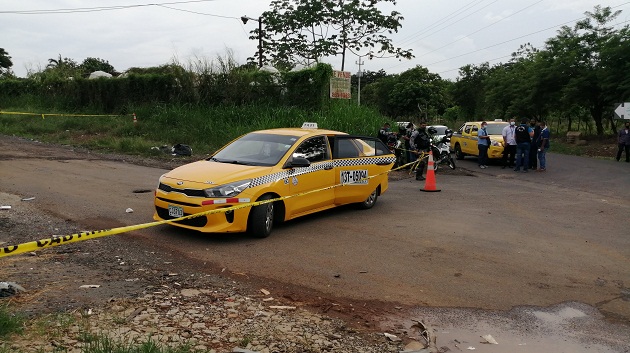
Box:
xmin=2 ymin=0 xmax=629 ymax=80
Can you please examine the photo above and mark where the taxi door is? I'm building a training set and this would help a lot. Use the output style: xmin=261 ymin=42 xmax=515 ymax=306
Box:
xmin=285 ymin=136 xmax=335 ymax=217
xmin=331 ymin=136 xmax=394 ymax=204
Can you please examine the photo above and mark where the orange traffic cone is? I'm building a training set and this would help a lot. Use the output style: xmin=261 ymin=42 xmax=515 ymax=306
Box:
xmin=420 ymin=150 xmax=441 ymax=192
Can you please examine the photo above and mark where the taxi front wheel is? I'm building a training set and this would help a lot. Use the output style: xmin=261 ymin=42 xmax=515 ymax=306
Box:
xmin=248 ymin=195 xmax=274 ymax=238
xmin=357 ymin=188 xmax=379 ymax=209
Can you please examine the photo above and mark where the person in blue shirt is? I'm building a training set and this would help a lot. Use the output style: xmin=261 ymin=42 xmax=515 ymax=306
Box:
xmin=537 ymin=121 xmax=551 ymax=171
xmin=477 ymin=121 xmax=491 ymax=169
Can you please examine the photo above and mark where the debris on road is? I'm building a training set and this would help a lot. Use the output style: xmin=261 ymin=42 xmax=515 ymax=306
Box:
xmin=0 ymin=205 xmax=11 ymax=210
xmin=21 ymin=197 xmax=36 ymax=201
xmin=79 ymin=285 xmax=101 ymax=289
xmin=260 ymin=288 xmax=270 ymax=296
xmin=269 ymin=305 xmax=296 ymax=310
xmin=0 ymin=282 xmax=26 ymax=297
xmin=384 ymin=333 xmax=401 ymax=341
xmin=125 ymin=208 xmax=134 ymax=213
xmin=481 ymin=334 xmax=498 ymax=344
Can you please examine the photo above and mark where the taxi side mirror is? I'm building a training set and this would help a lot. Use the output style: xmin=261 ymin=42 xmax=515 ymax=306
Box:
xmin=283 ymin=157 xmax=311 ymax=169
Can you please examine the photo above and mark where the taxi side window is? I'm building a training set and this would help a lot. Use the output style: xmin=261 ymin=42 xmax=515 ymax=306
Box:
xmin=464 ymin=125 xmax=472 ymax=134
xmin=472 ymin=125 xmax=479 ymax=133
xmin=293 ymin=136 xmax=330 ymax=163
xmin=335 ymin=139 xmax=360 ymax=159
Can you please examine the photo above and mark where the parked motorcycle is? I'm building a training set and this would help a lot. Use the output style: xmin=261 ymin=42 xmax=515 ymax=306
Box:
xmin=386 ymin=134 xmax=405 ymax=168
xmin=430 ymin=129 xmax=456 ymax=171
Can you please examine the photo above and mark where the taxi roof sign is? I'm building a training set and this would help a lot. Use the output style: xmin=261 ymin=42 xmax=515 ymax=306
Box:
xmin=301 ymin=122 xmax=318 ymax=129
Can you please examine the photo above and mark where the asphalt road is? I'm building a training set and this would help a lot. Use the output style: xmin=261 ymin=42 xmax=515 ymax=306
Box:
xmin=1 ymin=142 xmax=629 ymax=352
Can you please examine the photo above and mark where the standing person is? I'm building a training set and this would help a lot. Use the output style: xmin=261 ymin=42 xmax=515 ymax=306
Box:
xmin=501 ymin=118 xmax=517 ymax=169
xmin=616 ymin=121 xmax=630 ymax=162
xmin=403 ymin=122 xmax=414 ymax=167
xmin=377 ymin=123 xmax=396 ymax=144
xmin=477 ymin=121 xmax=491 ymax=169
xmin=529 ymin=119 xmax=542 ymax=170
xmin=514 ymin=118 xmax=533 ymax=172
xmin=412 ymin=121 xmax=431 ymax=181
xmin=536 ymin=121 xmax=551 ymax=171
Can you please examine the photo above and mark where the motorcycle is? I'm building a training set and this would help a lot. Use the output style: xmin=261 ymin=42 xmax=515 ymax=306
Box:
xmin=430 ymin=129 xmax=456 ymax=171
xmin=386 ymin=134 xmax=405 ymax=168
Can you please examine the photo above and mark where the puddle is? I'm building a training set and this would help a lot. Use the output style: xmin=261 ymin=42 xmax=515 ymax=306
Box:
xmin=380 ymin=302 xmax=629 ymax=353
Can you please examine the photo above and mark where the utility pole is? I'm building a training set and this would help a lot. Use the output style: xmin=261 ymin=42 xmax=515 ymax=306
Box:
xmin=356 ymin=56 xmax=364 ymax=106
xmin=241 ymin=16 xmax=263 ymax=68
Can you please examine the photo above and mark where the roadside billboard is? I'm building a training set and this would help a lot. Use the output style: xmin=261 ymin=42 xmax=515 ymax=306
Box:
xmin=330 ymin=70 xmax=351 ymax=99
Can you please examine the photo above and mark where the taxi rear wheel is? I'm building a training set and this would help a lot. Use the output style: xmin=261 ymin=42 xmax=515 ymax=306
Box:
xmin=357 ymin=187 xmax=379 ymax=209
xmin=455 ymin=144 xmax=465 ymax=160
xmin=248 ymin=195 xmax=274 ymax=238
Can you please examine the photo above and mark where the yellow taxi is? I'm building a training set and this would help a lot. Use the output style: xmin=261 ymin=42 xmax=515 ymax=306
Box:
xmin=450 ymin=120 xmax=509 ymax=160
xmin=153 ymin=123 xmax=396 ymax=238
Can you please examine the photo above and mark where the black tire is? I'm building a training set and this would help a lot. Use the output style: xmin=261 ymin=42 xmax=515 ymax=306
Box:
xmin=357 ymin=187 xmax=378 ymax=209
xmin=455 ymin=144 xmax=465 ymax=160
xmin=248 ymin=195 xmax=274 ymax=238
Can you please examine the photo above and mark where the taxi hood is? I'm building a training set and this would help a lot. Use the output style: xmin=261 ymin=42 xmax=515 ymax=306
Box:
xmin=162 ymin=160 xmax=273 ymax=186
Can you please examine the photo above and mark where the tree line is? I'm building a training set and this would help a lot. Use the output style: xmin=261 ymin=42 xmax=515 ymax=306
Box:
xmin=2 ymin=3 xmax=628 ymax=136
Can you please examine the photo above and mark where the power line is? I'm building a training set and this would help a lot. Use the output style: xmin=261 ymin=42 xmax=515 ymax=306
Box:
xmin=395 ymin=0 xmax=492 ymax=46
xmin=417 ymin=0 xmax=545 ymax=60
xmin=156 ymin=5 xmax=239 ymax=19
xmin=0 ymin=0 xmax=219 ymax=15
xmin=428 ymin=13 xmax=630 ymax=70
xmin=387 ymin=1 xmax=630 ymax=75
xmin=401 ymin=0 xmax=500 ymax=47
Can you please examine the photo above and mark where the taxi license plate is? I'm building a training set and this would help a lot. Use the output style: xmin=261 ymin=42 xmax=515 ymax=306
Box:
xmin=168 ymin=205 xmax=184 ymax=218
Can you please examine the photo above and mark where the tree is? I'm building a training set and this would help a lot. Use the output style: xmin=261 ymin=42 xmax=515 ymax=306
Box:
xmin=0 ymin=48 xmax=13 ymax=76
xmin=79 ymin=57 xmax=116 ymax=76
xmin=541 ymin=5 xmax=623 ymax=135
xmin=255 ymin=0 xmax=413 ymax=70
xmin=452 ymin=63 xmax=491 ymax=120
xmin=388 ymin=66 xmax=449 ymax=119
xmin=43 ymin=54 xmax=80 ymax=79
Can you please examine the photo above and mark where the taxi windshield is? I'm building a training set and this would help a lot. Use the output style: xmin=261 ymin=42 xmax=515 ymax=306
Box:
xmin=211 ymin=133 xmax=299 ymax=166
xmin=486 ymin=123 xmax=508 ymax=135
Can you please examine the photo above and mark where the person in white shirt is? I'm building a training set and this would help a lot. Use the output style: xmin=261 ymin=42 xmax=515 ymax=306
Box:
xmin=501 ymin=118 xmax=517 ymax=169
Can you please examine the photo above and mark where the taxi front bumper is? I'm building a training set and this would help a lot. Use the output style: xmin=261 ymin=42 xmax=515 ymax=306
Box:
xmin=153 ymin=191 xmax=253 ymax=233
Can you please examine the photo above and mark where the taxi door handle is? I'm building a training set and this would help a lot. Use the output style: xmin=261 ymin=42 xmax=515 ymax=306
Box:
xmin=324 ymin=165 xmax=333 ymax=170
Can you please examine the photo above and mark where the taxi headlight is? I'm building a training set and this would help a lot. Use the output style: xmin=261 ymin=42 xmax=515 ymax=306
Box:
xmin=491 ymin=140 xmax=502 ymax=147
xmin=204 ymin=179 xmax=252 ymax=198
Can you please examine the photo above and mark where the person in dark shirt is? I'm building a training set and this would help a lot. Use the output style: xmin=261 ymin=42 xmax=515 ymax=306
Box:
xmin=529 ymin=119 xmax=542 ymax=170
xmin=616 ymin=121 xmax=630 ymax=162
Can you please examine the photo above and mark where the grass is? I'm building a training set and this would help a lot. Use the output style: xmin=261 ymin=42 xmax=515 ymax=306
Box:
xmin=0 ymin=100 xmax=387 ymax=157
xmin=0 ymin=304 xmax=23 ymax=338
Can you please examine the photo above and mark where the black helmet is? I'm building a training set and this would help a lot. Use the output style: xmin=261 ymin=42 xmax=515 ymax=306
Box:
xmin=445 ymin=129 xmax=453 ymax=137
xmin=427 ymin=126 xmax=438 ymax=135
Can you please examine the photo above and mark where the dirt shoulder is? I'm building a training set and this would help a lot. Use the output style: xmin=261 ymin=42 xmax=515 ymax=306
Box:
xmin=0 ymin=135 xmax=420 ymax=352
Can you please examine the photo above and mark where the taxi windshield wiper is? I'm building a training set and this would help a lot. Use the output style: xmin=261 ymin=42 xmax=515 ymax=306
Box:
xmin=210 ymin=157 xmax=237 ymax=164
xmin=211 ymin=157 xmax=253 ymax=165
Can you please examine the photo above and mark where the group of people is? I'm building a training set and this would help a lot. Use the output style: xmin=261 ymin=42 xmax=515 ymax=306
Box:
xmin=378 ymin=121 xmax=432 ymax=181
xmin=478 ymin=118 xmax=550 ymax=172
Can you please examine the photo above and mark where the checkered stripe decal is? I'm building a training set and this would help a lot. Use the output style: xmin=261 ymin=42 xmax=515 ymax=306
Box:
xmin=249 ymin=157 xmax=394 ymax=188
xmin=333 ymin=157 xmax=395 ymax=167
xmin=249 ymin=161 xmax=335 ymax=188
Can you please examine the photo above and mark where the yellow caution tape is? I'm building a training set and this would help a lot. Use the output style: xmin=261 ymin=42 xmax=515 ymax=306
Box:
xmin=0 ymin=158 xmax=421 ymax=259
xmin=0 ymin=111 xmax=129 ymax=119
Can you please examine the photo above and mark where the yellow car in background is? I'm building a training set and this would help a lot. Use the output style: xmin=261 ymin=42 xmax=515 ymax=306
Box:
xmin=450 ymin=120 xmax=509 ymax=160
xmin=154 ymin=123 xmax=396 ymax=238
